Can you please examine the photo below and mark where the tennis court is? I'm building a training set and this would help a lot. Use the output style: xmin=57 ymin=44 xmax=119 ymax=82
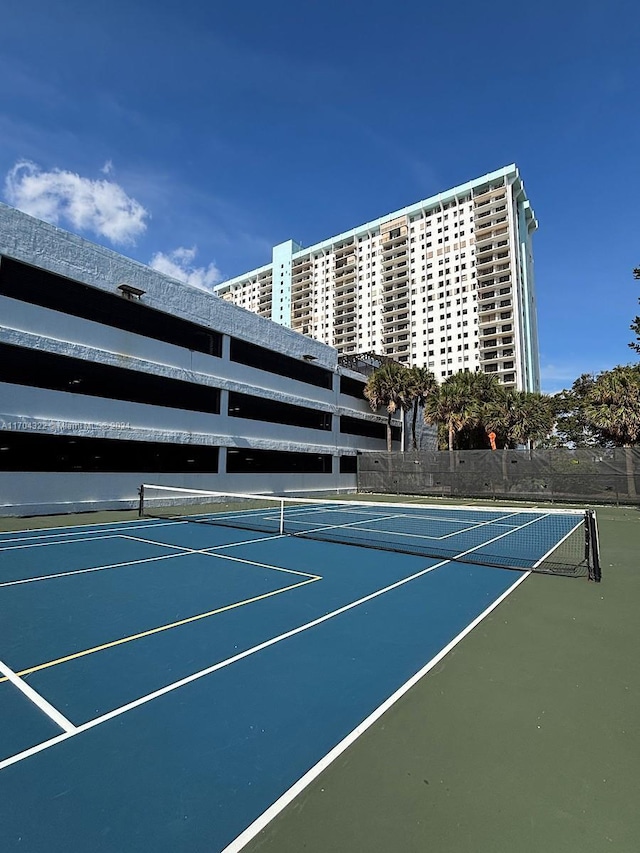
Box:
xmin=0 ymin=493 xmax=604 ymax=851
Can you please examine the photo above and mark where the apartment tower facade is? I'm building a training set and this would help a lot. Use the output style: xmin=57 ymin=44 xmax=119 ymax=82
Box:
xmin=216 ymin=165 xmax=540 ymax=391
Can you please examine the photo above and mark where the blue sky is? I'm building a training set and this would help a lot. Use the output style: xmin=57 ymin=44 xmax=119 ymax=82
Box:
xmin=0 ymin=0 xmax=638 ymax=392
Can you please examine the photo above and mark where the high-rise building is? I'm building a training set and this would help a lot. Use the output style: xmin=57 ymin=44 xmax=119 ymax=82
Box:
xmin=216 ymin=164 xmax=540 ymax=391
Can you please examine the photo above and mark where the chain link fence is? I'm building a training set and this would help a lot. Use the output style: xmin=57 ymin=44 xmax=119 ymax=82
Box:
xmin=358 ymin=447 xmax=640 ymax=505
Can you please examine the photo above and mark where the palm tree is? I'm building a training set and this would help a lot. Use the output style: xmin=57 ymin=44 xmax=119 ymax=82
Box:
xmin=423 ymin=371 xmax=492 ymax=451
xmin=583 ymin=365 xmax=640 ymax=497
xmin=485 ymin=389 xmax=555 ymax=449
xmin=363 ymin=362 xmax=412 ymax=452
xmin=406 ymin=366 xmax=437 ymax=450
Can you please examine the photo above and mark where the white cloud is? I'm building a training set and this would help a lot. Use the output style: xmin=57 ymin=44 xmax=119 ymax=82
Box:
xmin=149 ymin=246 xmax=221 ymax=291
xmin=101 ymin=160 xmax=114 ymax=176
xmin=4 ymin=160 xmax=148 ymax=245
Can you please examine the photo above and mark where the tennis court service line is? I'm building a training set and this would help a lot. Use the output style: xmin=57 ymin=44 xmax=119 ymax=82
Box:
xmin=0 ymin=549 xmax=195 ymax=589
xmin=0 ymin=529 xmax=305 ymax=589
xmin=0 ymin=513 xmax=542 ymax=772
xmin=287 ymin=512 xmax=407 ymax=537
xmin=0 ymin=576 xmax=320 ymax=686
xmin=0 ymin=517 xmax=188 ymax=539
xmin=290 ymin=511 xmax=526 ymax=544
xmin=0 ymin=532 xmax=127 ymax=553
xmin=121 ymin=534 xmax=320 ymax=580
xmin=0 ymin=659 xmax=76 ymax=733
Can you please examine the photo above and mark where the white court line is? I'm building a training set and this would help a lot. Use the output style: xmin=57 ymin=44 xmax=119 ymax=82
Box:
xmin=0 ymin=659 xmax=76 ymax=734
xmin=0 ymin=530 xmax=297 ymax=589
xmin=532 ymin=519 xmax=584 ymax=569
xmin=280 ymin=504 xmax=522 ymax=528
xmin=0 ymin=514 xmax=539 ymax=772
xmin=221 ymin=570 xmax=530 ymax=853
xmin=0 ymin=533 xmax=123 ymax=553
xmin=291 ymin=509 xmax=550 ymax=546
xmin=0 ymin=520 xmax=187 ymax=547
xmin=202 ymin=552 xmax=320 ymax=580
xmin=412 ymin=510 xmax=528 ymax=541
xmin=0 ymin=551 xmax=193 ymax=589
xmin=120 ymin=532 xmax=288 ymax=551
xmin=121 ymin=535 xmax=320 ymax=580
xmin=290 ymin=513 xmax=408 ymax=538
xmin=0 ymin=557 xmax=450 ymax=772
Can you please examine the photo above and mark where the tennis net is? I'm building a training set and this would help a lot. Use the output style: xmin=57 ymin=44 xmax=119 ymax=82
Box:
xmin=139 ymin=484 xmax=601 ymax=580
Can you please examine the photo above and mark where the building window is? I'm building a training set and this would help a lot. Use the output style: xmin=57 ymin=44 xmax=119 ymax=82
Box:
xmin=0 ymin=256 xmax=223 ymax=357
xmin=0 ymin=430 xmax=219 ymax=473
xmin=0 ymin=342 xmax=221 ymax=414
xmin=227 ymin=448 xmax=332 ymax=474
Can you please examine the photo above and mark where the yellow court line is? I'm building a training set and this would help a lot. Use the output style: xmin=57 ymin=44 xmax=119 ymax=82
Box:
xmin=0 ymin=576 xmax=321 ymax=684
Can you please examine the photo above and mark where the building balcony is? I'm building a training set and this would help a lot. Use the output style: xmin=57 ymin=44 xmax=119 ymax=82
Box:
xmin=382 ymin=308 xmax=410 ymax=324
xmin=383 ymin=294 xmax=410 ymax=311
xmin=383 ymin=334 xmax=410 ymax=346
xmin=291 ymin=278 xmax=312 ymax=294
xmin=479 ymin=314 xmax=498 ymax=328
xmin=334 ymin=271 xmax=357 ymax=290
xmin=474 ymin=226 xmax=509 ymax=247
xmin=381 ymin=260 xmax=409 ymax=276
xmin=474 ymin=186 xmax=507 ymax=205
xmin=334 ymin=296 xmax=357 ymax=310
xmin=292 ymin=300 xmax=312 ymax=315
xmin=475 ymin=217 xmax=508 ymax=238
xmin=334 ymin=285 xmax=357 ymax=301
xmin=383 ymin=268 xmax=410 ymax=286
xmin=292 ymin=259 xmax=313 ymax=273
xmin=475 ymin=203 xmax=507 ymax=223
xmin=476 ymin=263 xmax=499 ymax=279
xmin=382 ymin=289 xmax=409 ymax=305
xmin=334 ymin=254 xmax=356 ymax=270
xmin=381 ymin=250 xmax=408 ymax=267
xmin=334 ymin=242 xmax=356 ymax=260
xmin=334 ymin=329 xmax=358 ymax=344
xmin=380 ymin=234 xmax=408 ymax=251
xmin=381 ymin=300 xmax=409 ymax=316
xmin=335 ymin=305 xmax=357 ymax=320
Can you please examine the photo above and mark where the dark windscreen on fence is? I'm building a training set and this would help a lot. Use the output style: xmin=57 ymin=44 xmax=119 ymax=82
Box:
xmin=358 ymin=447 xmax=640 ymax=505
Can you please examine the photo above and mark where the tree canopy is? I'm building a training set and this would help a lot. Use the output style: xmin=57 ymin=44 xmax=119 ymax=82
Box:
xmin=362 ymin=361 xmax=640 ymax=453
xmin=423 ymin=370 xmax=501 ymax=451
xmin=363 ymin=362 xmax=412 ymax=452
xmin=485 ymin=389 xmax=555 ymax=449
xmin=583 ymin=364 xmax=640 ymax=447
xmin=630 ymin=266 xmax=640 ymax=355
xmin=405 ymin=365 xmax=437 ymax=450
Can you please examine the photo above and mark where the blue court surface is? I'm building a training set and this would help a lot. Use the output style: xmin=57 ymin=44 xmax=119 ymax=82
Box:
xmin=0 ymin=505 xmax=578 ymax=852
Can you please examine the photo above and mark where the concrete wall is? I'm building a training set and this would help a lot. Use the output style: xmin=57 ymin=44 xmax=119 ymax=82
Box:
xmin=0 ymin=203 xmax=396 ymax=516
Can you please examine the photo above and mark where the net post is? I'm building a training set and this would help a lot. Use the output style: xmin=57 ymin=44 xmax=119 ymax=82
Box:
xmin=138 ymin=484 xmax=145 ymax=518
xmin=279 ymin=499 xmax=285 ymax=535
xmin=586 ymin=510 xmax=601 ymax=582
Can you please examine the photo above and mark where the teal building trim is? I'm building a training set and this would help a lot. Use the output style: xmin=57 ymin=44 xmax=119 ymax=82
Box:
xmin=271 ymin=240 xmax=302 ymax=327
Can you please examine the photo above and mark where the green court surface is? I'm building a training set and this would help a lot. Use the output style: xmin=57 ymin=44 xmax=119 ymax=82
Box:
xmin=0 ymin=500 xmax=636 ymax=853
xmin=240 ymin=502 xmax=639 ymax=853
